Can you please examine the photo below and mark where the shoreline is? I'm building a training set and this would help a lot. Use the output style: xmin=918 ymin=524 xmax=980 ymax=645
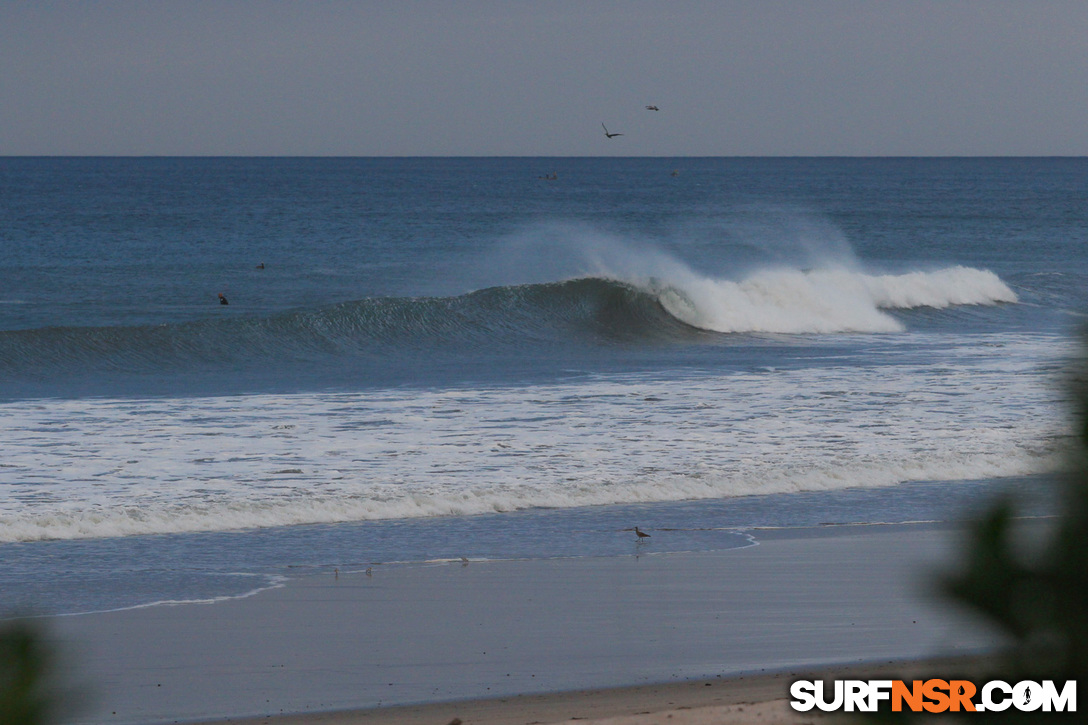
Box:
xmin=5 ymin=474 xmax=1057 ymax=619
xmin=51 ymin=520 xmax=1013 ymax=725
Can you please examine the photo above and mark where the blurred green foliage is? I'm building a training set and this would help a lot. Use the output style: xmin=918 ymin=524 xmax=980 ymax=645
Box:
xmin=0 ymin=620 xmax=64 ymax=725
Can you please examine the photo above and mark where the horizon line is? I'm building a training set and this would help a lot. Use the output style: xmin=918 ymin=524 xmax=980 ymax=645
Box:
xmin=3 ymin=154 xmax=1087 ymax=160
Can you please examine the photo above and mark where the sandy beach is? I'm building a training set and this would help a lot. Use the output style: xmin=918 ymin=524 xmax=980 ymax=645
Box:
xmin=49 ymin=520 xmax=1010 ymax=725
xmin=212 ymin=670 xmax=824 ymax=725
xmin=210 ymin=653 xmax=998 ymax=725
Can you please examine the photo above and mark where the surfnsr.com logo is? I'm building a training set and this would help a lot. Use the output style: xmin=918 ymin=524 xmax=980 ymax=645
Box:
xmin=790 ymin=679 xmax=1076 ymax=713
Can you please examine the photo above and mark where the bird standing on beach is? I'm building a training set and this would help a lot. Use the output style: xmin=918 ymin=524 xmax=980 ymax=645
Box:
xmin=635 ymin=526 xmax=651 ymax=540
xmin=602 ymin=123 xmax=623 ymax=139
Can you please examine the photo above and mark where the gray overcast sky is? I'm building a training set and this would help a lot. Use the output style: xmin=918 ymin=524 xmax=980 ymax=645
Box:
xmin=2 ymin=1 xmax=1087 ymax=156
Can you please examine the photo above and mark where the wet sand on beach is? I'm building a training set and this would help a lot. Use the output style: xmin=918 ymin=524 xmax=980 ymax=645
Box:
xmin=52 ymin=521 xmax=1012 ymax=725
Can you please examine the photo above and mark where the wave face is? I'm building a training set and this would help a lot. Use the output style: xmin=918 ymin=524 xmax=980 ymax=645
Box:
xmin=0 ymin=265 xmax=1017 ymax=387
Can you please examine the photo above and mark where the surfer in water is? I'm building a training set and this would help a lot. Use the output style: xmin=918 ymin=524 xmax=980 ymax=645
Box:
xmin=218 ymin=293 xmax=229 ymax=305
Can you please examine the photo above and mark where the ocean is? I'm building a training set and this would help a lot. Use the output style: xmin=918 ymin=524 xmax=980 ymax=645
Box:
xmin=0 ymin=156 xmax=1082 ymax=616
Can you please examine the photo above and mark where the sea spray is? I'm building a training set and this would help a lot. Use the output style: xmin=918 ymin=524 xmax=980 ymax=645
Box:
xmin=474 ymin=220 xmax=1018 ymax=334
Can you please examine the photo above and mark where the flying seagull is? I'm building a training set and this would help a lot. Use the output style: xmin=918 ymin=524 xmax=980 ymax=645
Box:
xmin=602 ymin=123 xmax=623 ymax=139
xmin=645 ymin=105 xmax=659 ymax=111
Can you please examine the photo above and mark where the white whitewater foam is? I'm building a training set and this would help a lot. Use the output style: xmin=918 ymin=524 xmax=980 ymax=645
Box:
xmin=527 ymin=221 xmax=1018 ymax=334
xmin=0 ymin=333 xmax=1069 ymax=542
xmin=637 ymin=266 xmax=1017 ymax=334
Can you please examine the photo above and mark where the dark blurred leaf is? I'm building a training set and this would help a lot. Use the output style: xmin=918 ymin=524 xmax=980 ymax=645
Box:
xmin=0 ymin=620 xmax=59 ymax=725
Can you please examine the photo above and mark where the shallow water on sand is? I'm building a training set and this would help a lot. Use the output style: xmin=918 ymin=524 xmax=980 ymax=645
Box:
xmin=0 ymin=474 xmax=1058 ymax=617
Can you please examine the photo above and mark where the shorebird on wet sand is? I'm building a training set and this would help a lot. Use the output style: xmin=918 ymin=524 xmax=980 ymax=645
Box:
xmin=634 ymin=526 xmax=651 ymax=541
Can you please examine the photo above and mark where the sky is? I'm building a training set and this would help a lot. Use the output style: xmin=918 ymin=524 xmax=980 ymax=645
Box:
xmin=2 ymin=1 xmax=1087 ymax=156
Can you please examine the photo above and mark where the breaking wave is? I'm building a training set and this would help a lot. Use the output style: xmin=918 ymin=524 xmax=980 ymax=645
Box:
xmin=0 ymin=265 xmax=1016 ymax=381
xmin=640 ymin=265 xmax=1016 ymax=334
